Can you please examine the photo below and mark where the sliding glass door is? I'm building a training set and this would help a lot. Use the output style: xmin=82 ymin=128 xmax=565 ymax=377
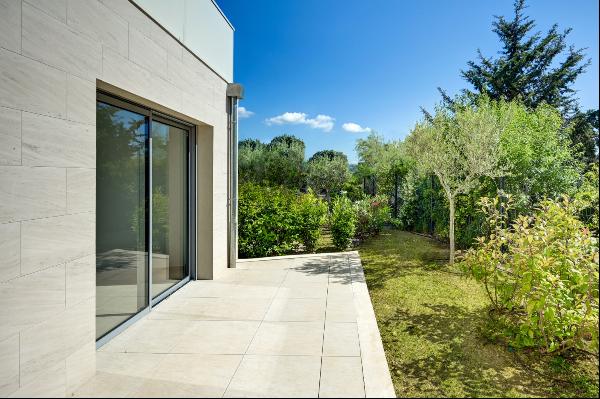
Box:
xmin=96 ymin=100 xmax=149 ymax=340
xmin=151 ymin=120 xmax=189 ymax=299
xmin=96 ymin=93 xmax=193 ymax=342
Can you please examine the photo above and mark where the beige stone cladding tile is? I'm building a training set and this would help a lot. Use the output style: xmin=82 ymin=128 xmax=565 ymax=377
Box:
xmin=66 ymin=254 xmax=95 ymax=307
xmin=67 ymin=168 xmax=96 ymax=213
xmin=0 ymin=48 xmax=67 ymax=118
xmin=9 ymin=359 xmax=66 ymax=398
xmin=0 ymin=166 xmax=66 ymax=223
xmin=67 ymin=74 xmax=96 ymax=125
xmin=247 ymin=321 xmax=324 ymax=356
xmin=102 ymin=46 xmax=182 ymax=113
xmin=147 ymin=22 xmax=183 ymax=62
xmin=224 ymin=354 xmax=321 ymax=398
xmin=66 ymin=0 xmax=128 ymax=57
xmin=0 ymin=333 xmax=19 ymax=397
xmin=24 ymin=0 xmax=67 ymax=23
xmin=99 ymin=0 xmax=183 ymax=61
xmin=129 ymin=27 xmax=168 ymax=79
xmin=102 ymin=46 xmax=153 ymax=102
xmin=172 ymin=321 xmax=260 ymax=355
xmin=132 ymin=354 xmax=242 ymax=398
xmin=22 ymin=2 xmax=101 ymax=81
xmin=323 ymin=322 xmax=360 ymax=357
xmin=19 ymin=310 xmax=66 ymax=388
xmin=0 ymin=0 xmax=20 ymax=55
xmin=0 ymin=222 xmax=20 ymax=283
xmin=63 ymin=297 xmax=95 ymax=358
xmin=66 ymin=342 xmax=96 ymax=396
xmin=0 ymin=264 xmax=65 ymax=341
xmin=319 ymin=356 xmax=365 ymax=398
xmin=100 ymin=0 xmax=154 ymax=37
xmin=19 ymin=299 xmax=93 ymax=390
xmin=22 ymin=111 xmax=95 ymax=168
xmin=0 ymin=107 xmax=21 ymax=166
xmin=181 ymin=90 xmax=215 ymax=124
xmin=21 ymin=212 xmax=94 ymax=275
xmin=167 ymin=53 xmax=211 ymax=96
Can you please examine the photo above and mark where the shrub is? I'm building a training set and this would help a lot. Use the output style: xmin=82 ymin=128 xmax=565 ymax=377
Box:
xmin=238 ymin=183 xmax=298 ymax=257
xmin=238 ymin=183 xmax=326 ymax=258
xmin=460 ymin=196 xmax=599 ymax=353
xmin=330 ymin=196 xmax=357 ymax=250
xmin=354 ymin=195 xmax=390 ymax=239
xmin=293 ymin=189 xmax=327 ymax=252
xmin=574 ymin=162 xmax=599 ymax=236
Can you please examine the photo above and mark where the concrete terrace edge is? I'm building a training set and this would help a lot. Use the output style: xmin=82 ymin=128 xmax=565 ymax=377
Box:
xmin=237 ymin=251 xmax=355 ymax=262
xmin=347 ymin=251 xmax=396 ymax=398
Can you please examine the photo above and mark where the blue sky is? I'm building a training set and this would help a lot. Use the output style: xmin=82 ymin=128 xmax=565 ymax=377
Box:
xmin=216 ymin=0 xmax=599 ymax=164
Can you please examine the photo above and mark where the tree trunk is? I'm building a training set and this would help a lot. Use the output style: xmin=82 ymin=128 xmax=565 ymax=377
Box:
xmin=449 ymin=197 xmax=455 ymax=265
xmin=393 ymin=172 xmax=398 ymax=219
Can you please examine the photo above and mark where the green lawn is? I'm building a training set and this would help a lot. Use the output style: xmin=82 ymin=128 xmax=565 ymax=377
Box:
xmin=358 ymin=230 xmax=599 ymax=398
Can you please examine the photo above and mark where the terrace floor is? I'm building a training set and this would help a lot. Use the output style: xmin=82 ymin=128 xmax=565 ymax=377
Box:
xmin=75 ymin=252 xmax=394 ymax=398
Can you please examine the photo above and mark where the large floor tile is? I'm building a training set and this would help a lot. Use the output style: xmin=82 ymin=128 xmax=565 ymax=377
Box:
xmin=323 ymin=322 xmax=360 ymax=356
xmin=172 ymin=321 xmax=260 ymax=354
xmin=247 ymin=321 xmax=323 ymax=356
xmin=72 ymin=371 xmax=148 ymax=398
xmin=96 ymin=352 xmax=166 ymax=379
xmin=179 ymin=281 xmax=279 ymax=299
xmin=319 ymin=356 xmax=365 ymax=398
xmin=149 ymin=297 xmax=272 ymax=321
xmin=275 ymin=282 xmax=328 ymax=299
xmin=99 ymin=319 xmax=195 ymax=354
xmin=224 ymin=355 xmax=321 ymax=398
xmin=326 ymin=299 xmax=358 ymax=322
xmin=131 ymin=354 xmax=242 ymax=398
xmin=264 ymin=298 xmax=326 ymax=322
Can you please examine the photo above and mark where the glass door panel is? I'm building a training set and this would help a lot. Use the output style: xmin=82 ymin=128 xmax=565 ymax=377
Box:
xmin=96 ymin=101 xmax=149 ymax=340
xmin=151 ymin=120 xmax=189 ymax=299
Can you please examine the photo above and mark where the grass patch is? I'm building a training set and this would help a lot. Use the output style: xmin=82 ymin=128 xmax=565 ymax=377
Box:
xmin=358 ymin=230 xmax=599 ymax=398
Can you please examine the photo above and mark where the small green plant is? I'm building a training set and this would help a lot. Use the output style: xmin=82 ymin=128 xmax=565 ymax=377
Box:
xmin=330 ymin=195 xmax=357 ymax=250
xmin=460 ymin=195 xmax=599 ymax=353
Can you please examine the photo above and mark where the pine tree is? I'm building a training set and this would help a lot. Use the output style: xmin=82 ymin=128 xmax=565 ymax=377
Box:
xmin=461 ymin=0 xmax=589 ymax=114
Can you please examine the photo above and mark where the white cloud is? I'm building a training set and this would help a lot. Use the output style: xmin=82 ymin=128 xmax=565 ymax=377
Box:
xmin=238 ymin=106 xmax=254 ymax=118
xmin=265 ymin=112 xmax=335 ymax=132
xmin=342 ymin=122 xmax=371 ymax=133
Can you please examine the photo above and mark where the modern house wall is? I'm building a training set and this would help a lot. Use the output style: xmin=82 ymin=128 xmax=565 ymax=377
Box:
xmin=0 ymin=0 xmax=233 ymax=396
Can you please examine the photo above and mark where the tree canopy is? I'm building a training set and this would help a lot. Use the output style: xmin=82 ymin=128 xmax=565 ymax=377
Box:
xmin=461 ymin=0 xmax=589 ymax=114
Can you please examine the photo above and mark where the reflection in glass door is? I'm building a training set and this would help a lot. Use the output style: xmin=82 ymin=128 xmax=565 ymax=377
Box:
xmin=96 ymin=100 xmax=149 ymax=340
xmin=96 ymin=94 xmax=193 ymax=343
xmin=151 ymin=120 xmax=189 ymax=299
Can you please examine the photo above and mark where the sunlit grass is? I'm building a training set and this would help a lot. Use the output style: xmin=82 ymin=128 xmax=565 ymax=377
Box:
xmin=359 ymin=230 xmax=599 ymax=398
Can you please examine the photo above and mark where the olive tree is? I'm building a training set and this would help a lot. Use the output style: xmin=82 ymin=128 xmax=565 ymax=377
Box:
xmin=306 ymin=150 xmax=350 ymax=202
xmin=407 ymin=100 xmax=507 ymax=264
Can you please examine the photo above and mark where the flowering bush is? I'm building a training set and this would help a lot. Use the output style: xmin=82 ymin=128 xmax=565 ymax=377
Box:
xmin=460 ymin=196 xmax=599 ymax=353
xmin=354 ymin=195 xmax=391 ymax=239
